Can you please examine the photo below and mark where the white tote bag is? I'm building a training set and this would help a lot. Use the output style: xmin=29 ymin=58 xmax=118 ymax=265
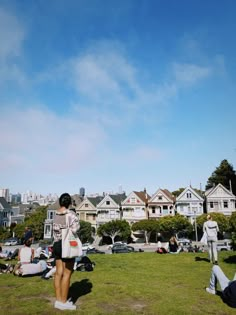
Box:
xmin=61 ymin=214 xmax=83 ymax=258
xmin=200 ymin=232 xmax=208 ymax=245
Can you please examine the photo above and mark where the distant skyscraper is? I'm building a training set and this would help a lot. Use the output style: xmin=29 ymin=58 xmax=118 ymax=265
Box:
xmin=79 ymin=187 xmax=85 ymax=198
xmin=0 ymin=188 xmax=10 ymax=202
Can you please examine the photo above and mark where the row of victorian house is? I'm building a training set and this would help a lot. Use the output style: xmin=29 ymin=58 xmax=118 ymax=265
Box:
xmin=43 ymin=183 xmax=236 ymax=240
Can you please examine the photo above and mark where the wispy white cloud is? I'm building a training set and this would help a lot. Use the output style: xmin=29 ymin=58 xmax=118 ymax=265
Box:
xmin=0 ymin=106 xmax=106 ymax=174
xmin=173 ymin=62 xmax=211 ymax=86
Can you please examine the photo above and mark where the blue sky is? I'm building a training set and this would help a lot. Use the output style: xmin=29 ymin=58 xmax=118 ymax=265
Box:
xmin=0 ymin=0 xmax=235 ymax=196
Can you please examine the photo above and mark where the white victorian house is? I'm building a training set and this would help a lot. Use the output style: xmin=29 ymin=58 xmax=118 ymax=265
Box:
xmin=175 ymin=187 xmax=204 ymax=224
xmin=121 ymin=190 xmax=150 ymax=224
xmin=96 ymin=193 xmax=126 ymax=227
xmin=205 ymin=183 xmax=236 ymax=216
xmin=148 ymin=189 xmax=175 ymax=219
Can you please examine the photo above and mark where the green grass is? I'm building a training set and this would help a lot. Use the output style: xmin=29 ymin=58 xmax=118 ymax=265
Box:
xmin=0 ymin=251 xmax=235 ymax=314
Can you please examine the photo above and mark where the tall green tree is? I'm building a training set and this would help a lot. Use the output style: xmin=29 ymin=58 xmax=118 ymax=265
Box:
xmin=97 ymin=220 xmax=131 ymax=244
xmin=205 ymin=159 xmax=236 ymax=194
xmin=23 ymin=206 xmax=47 ymax=241
xmin=158 ymin=214 xmax=193 ymax=237
xmin=77 ymin=220 xmax=93 ymax=243
xmin=132 ymin=220 xmax=160 ymax=244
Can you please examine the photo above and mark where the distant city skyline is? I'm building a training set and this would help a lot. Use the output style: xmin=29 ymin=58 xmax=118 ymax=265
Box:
xmin=0 ymin=1 xmax=235 ymax=196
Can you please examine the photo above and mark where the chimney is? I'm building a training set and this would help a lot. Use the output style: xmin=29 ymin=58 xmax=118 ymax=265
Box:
xmin=229 ymin=180 xmax=232 ymax=192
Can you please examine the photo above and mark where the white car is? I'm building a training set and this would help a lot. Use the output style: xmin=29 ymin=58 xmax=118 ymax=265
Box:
xmin=82 ymin=243 xmax=94 ymax=251
xmin=4 ymin=238 xmax=18 ymax=246
xmin=216 ymin=240 xmax=232 ymax=251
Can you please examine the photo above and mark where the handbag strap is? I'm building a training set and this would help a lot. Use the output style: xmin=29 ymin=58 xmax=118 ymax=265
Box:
xmin=65 ymin=212 xmax=70 ymax=229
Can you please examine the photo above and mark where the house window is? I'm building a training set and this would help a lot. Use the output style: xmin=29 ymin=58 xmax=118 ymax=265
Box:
xmin=106 ymin=201 xmax=110 ymax=205
xmin=92 ymin=214 xmax=96 ymax=220
xmin=163 ymin=205 xmax=168 ymax=210
xmin=131 ymin=197 xmax=136 ymax=203
xmin=186 ymin=193 xmax=192 ymax=198
xmin=85 ymin=203 xmax=88 ymax=207
xmin=48 ymin=211 xmax=54 ymax=220
xmin=223 ymin=201 xmax=228 ymax=208
xmin=152 ymin=207 xmax=155 ymax=214
xmin=44 ymin=224 xmax=51 ymax=236
xmin=158 ymin=196 xmax=162 ymax=200
xmin=210 ymin=202 xmax=214 ymax=208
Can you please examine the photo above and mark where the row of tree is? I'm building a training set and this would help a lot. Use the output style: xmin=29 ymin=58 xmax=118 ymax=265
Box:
xmin=97 ymin=212 xmax=236 ymax=246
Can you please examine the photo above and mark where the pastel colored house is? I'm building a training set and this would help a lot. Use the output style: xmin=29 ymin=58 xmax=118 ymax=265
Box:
xmin=175 ymin=186 xmax=204 ymax=224
xmin=76 ymin=195 xmax=103 ymax=232
xmin=205 ymin=183 xmax=236 ymax=216
xmin=96 ymin=193 xmax=126 ymax=227
xmin=148 ymin=189 xmax=175 ymax=219
xmin=121 ymin=190 xmax=150 ymax=224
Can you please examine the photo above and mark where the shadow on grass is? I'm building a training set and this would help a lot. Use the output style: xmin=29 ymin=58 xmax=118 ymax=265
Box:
xmin=223 ymin=255 xmax=236 ymax=264
xmin=195 ymin=256 xmax=210 ymax=263
xmin=68 ymin=278 xmax=93 ymax=303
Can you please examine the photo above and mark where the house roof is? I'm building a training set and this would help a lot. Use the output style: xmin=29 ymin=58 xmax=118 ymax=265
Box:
xmin=162 ymin=189 xmax=175 ymax=201
xmin=109 ymin=193 xmax=126 ymax=205
xmin=205 ymin=183 xmax=235 ymax=198
xmin=0 ymin=197 xmax=12 ymax=209
xmin=176 ymin=186 xmax=204 ymax=201
xmin=133 ymin=191 xmax=151 ymax=203
xmin=87 ymin=196 xmax=104 ymax=207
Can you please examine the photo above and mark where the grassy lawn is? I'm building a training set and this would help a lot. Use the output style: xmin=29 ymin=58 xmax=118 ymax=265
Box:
xmin=0 ymin=251 xmax=235 ymax=315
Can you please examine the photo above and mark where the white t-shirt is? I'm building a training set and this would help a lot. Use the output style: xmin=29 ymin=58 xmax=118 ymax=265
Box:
xmin=20 ymin=246 xmax=33 ymax=263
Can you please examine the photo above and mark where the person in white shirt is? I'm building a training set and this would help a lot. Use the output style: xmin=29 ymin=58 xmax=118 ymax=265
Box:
xmin=203 ymin=214 xmax=219 ymax=264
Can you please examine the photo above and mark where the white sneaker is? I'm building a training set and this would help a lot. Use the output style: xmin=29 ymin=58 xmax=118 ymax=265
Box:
xmin=206 ymin=287 xmax=216 ymax=295
xmin=54 ymin=300 xmax=76 ymax=310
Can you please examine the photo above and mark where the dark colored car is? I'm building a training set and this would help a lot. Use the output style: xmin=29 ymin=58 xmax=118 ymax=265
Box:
xmin=86 ymin=248 xmax=105 ymax=254
xmin=112 ymin=244 xmax=135 ymax=254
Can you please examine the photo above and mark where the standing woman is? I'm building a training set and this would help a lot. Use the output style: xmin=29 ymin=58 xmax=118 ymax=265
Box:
xmin=203 ymin=214 xmax=219 ymax=264
xmin=53 ymin=193 xmax=80 ymax=311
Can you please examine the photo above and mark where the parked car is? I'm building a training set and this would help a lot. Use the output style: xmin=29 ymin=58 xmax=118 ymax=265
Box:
xmin=112 ymin=244 xmax=134 ymax=254
xmin=216 ymin=240 xmax=232 ymax=251
xmin=108 ymin=241 xmax=127 ymax=250
xmin=82 ymin=243 xmax=94 ymax=251
xmin=4 ymin=238 xmax=18 ymax=246
xmin=86 ymin=248 xmax=105 ymax=254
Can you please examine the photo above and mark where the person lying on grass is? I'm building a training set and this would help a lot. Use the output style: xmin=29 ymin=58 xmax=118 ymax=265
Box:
xmin=206 ymin=265 xmax=236 ymax=308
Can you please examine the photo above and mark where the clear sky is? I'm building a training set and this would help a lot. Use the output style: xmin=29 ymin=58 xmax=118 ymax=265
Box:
xmin=0 ymin=0 xmax=235 ymax=196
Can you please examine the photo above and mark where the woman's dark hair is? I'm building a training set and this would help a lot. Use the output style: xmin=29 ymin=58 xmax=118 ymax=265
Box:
xmin=24 ymin=239 xmax=32 ymax=247
xmin=59 ymin=193 xmax=72 ymax=209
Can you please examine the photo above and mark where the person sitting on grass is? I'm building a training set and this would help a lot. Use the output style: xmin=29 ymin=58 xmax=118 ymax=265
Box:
xmin=18 ymin=239 xmax=34 ymax=264
xmin=168 ymin=236 xmax=181 ymax=254
xmin=206 ymin=265 xmax=236 ymax=308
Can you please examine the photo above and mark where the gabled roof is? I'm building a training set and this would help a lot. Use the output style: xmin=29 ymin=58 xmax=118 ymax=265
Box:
xmin=162 ymin=189 xmax=175 ymax=202
xmin=176 ymin=186 xmax=204 ymax=202
xmin=149 ymin=188 xmax=175 ymax=203
xmin=205 ymin=183 xmax=235 ymax=198
xmin=133 ymin=191 xmax=151 ymax=203
xmin=110 ymin=193 xmax=126 ymax=204
xmin=87 ymin=196 xmax=104 ymax=207
xmin=0 ymin=197 xmax=12 ymax=209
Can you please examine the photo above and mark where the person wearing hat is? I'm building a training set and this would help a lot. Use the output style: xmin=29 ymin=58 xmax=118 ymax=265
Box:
xmin=203 ymin=214 xmax=219 ymax=264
